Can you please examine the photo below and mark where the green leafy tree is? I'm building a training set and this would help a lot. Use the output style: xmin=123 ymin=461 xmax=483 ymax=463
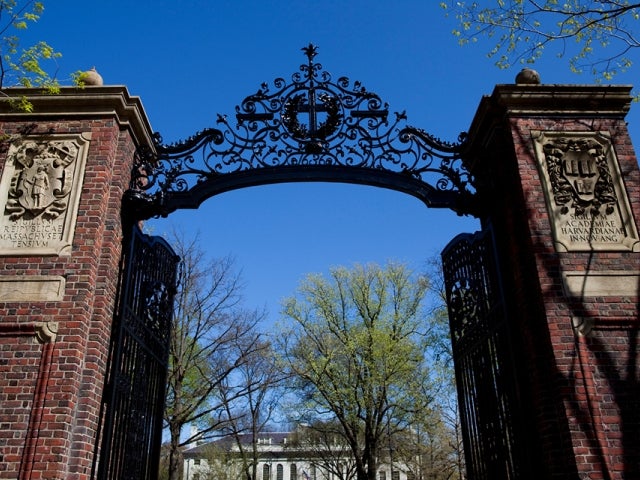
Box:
xmin=0 ymin=1 xmax=65 ymax=111
xmin=164 ymin=232 xmax=266 ymax=480
xmin=279 ymin=263 xmax=445 ymax=480
xmin=441 ymin=1 xmax=640 ymax=81
xmin=381 ymin=262 xmax=465 ymax=480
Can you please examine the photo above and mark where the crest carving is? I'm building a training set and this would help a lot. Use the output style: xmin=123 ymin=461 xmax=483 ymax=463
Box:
xmin=533 ymin=131 xmax=639 ymax=252
xmin=5 ymin=140 xmax=79 ymax=220
xmin=0 ymin=133 xmax=90 ymax=256
xmin=541 ymin=137 xmax=617 ymax=217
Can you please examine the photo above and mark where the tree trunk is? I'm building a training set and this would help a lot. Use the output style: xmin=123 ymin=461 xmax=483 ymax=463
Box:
xmin=364 ymin=427 xmax=378 ymax=480
xmin=168 ymin=423 xmax=184 ymax=480
xmin=356 ymin=464 xmax=368 ymax=480
xmin=366 ymin=444 xmax=377 ymax=480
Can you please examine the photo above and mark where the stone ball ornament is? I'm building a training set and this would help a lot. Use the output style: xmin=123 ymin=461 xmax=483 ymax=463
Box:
xmin=515 ymin=68 xmax=541 ymax=84
xmin=82 ymin=67 xmax=104 ymax=86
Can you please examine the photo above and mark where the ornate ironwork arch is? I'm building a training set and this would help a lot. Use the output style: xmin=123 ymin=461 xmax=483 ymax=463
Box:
xmin=125 ymin=45 xmax=477 ymax=219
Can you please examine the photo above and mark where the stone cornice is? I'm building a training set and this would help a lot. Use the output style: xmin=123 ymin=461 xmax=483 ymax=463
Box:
xmin=482 ymin=84 xmax=631 ymax=118
xmin=0 ymin=86 xmax=156 ymax=152
xmin=464 ymin=84 xmax=633 ymax=162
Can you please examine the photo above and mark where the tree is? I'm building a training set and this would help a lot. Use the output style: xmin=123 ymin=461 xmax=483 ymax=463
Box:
xmin=164 ymin=232 xmax=266 ymax=480
xmin=377 ymin=261 xmax=465 ymax=480
xmin=390 ymin=399 xmax=465 ymax=480
xmin=419 ymin=258 xmax=466 ymax=479
xmin=218 ymin=339 xmax=286 ymax=480
xmin=289 ymin=421 xmax=359 ymax=480
xmin=441 ymin=1 xmax=640 ymax=81
xmin=193 ymin=442 xmax=246 ymax=480
xmin=279 ymin=263 xmax=445 ymax=480
xmin=0 ymin=1 xmax=70 ymax=111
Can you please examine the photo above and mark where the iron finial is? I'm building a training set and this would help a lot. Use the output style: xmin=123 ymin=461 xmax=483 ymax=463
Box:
xmin=302 ymin=43 xmax=319 ymax=61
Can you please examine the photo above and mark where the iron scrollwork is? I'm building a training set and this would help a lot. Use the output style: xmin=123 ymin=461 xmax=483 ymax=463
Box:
xmin=126 ymin=44 xmax=476 ymax=219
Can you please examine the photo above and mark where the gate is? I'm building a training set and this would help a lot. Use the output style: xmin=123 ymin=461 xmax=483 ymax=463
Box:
xmin=124 ymin=44 xmax=476 ymax=220
xmin=442 ymin=227 xmax=520 ymax=479
xmin=0 ymin=44 xmax=634 ymax=480
xmin=95 ymin=226 xmax=180 ymax=480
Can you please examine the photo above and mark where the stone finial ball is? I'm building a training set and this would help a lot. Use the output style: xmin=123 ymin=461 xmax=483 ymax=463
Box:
xmin=515 ymin=68 xmax=541 ymax=85
xmin=83 ymin=67 xmax=104 ymax=86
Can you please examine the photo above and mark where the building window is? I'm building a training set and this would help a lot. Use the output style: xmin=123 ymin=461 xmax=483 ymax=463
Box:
xmin=194 ymin=458 xmax=201 ymax=466
xmin=311 ymin=465 xmax=316 ymax=480
xmin=291 ymin=464 xmax=298 ymax=480
xmin=264 ymin=464 xmax=271 ymax=480
xmin=277 ymin=464 xmax=284 ymax=480
xmin=379 ymin=472 xmax=386 ymax=480
xmin=391 ymin=471 xmax=400 ymax=480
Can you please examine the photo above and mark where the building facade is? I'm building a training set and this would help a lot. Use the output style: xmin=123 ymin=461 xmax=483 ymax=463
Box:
xmin=183 ymin=432 xmax=413 ymax=480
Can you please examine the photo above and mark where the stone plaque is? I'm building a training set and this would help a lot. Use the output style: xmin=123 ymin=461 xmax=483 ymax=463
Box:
xmin=532 ymin=131 xmax=640 ymax=252
xmin=562 ymin=270 xmax=640 ymax=298
xmin=0 ymin=133 xmax=91 ymax=255
xmin=0 ymin=275 xmax=66 ymax=301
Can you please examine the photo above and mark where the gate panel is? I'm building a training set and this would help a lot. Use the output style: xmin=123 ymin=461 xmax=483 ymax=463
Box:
xmin=96 ymin=226 xmax=180 ymax=480
xmin=442 ymin=227 xmax=519 ymax=479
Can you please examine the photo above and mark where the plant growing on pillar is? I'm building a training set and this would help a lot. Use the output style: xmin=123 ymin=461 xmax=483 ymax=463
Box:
xmin=0 ymin=1 xmax=66 ymax=111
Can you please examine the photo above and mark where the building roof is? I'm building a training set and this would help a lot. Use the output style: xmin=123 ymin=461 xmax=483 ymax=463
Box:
xmin=184 ymin=432 xmax=295 ymax=458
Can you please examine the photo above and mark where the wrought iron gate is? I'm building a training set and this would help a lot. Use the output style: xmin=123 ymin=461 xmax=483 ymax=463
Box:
xmin=442 ymin=226 xmax=519 ymax=479
xmin=95 ymin=226 xmax=180 ymax=480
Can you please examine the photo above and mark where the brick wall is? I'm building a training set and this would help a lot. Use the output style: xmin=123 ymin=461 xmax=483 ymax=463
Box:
xmin=466 ymin=84 xmax=640 ymax=479
xmin=0 ymin=88 xmax=154 ymax=480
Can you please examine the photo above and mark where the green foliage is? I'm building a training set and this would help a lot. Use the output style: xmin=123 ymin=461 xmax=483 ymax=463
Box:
xmin=0 ymin=1 xmax=69 ymax=111
xmin=279 ymin=262 xmax=451 ymax=480
xmin=70 ymin=69 xmax=90 ymax=87
xmin=441 ymin=0 xmax=640 ymax=82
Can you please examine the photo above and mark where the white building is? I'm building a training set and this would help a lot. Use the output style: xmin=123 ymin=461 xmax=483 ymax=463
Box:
xmin=182 ymin=431 xmax=412 ymax=480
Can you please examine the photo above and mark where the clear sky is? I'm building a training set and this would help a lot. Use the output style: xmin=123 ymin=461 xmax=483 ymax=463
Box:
xmin=23 ymin=1 xmax=640 ymax=324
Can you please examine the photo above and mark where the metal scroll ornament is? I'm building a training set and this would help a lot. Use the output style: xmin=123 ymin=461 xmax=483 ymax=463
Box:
xmin=127 ymin=44 xmax=475 ymax=218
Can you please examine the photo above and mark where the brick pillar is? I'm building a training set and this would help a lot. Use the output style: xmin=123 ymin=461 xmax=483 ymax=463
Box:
xmin=0 ymin=87 xmax=155 ymax=479
xmin=466 ymin=82 xmax=640 ymax=478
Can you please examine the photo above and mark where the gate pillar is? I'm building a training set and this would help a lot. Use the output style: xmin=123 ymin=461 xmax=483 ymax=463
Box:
xmin=464 ymin=80 xmax=640 ymax=478
xmin=0 ymin=87 xmax=156 ymax=479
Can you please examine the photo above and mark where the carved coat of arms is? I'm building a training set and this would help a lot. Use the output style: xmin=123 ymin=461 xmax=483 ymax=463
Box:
xmin=533 ymin=131 xmax=639 ymax=252
xmin=542 ymin=137 xmax=617 ymax=216
xmin=5 ymin=140 xmax=78 ymax=220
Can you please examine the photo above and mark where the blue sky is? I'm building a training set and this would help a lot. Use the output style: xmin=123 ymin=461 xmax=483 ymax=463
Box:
xmin=24 ymin=1 xmax=640 ymax=324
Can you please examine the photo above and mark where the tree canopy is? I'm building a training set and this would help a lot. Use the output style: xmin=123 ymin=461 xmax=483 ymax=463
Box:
xmin=279 ymin=263 xmax=449 ymax=480
xmin=441 ymin=1 xmax=640 ymax=81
